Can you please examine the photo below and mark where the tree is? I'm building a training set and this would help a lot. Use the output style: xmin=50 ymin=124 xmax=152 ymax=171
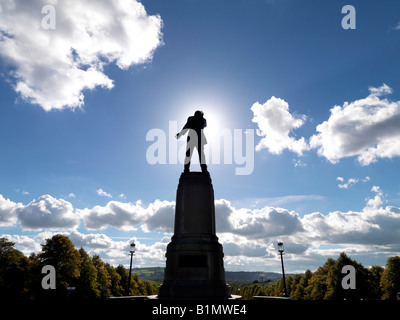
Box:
xmin=131 ymin=273 xmax=145 ymax=296
xmin=304 ymin=258 xmax=335 ymax=299
xmin=0 ymin=235 xmax=158 ymax=300
xmin=324 ymin=252 xmax=371 ymax=300
xmin=105 ymin=263 xmax=123 ymax=296
xmin=75 ymin=248 xmax=100 ymax=299
xmin=38 ymin=235 xmax=81 ymax=298
xmin=116 ymin=264 xmax=129 ymax=295
xmin=143 ymin=280 xmax=158 ymax=296
xmin=381 ymin=256 xmax=400 ymax=300
xmin=274 ymin=278 xmax=286 ymax=297
xmin=92 ymin=255 xmax=111 ymax=299
xmin=288 ymin=274 xmax=302 ymax=297
xmin=25 ymin=252 xmax=45 ymax=300
xmin=369 ymin=265 xmax=384 ymax=299
xmin=238 ymin=283 xmax=264 ymax=299
xmin=292 ymin=270 xmax=312 ymax=300
xmin=0 ymin=238 xmax=30 ymax=299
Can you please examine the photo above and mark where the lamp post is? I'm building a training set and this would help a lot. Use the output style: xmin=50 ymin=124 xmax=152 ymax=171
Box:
xmin=127 ymin=242 xmax=136 ymax=295
xmin=277 ymin=242 xmax=288 ymax=297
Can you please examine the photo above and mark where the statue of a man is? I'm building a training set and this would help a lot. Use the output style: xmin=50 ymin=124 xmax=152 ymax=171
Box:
xmin=176 ymin=110 xmax=208 ymax=173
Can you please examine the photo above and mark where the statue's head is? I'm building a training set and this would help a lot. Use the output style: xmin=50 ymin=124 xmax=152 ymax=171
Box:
xmin=194 ymin=110 xmax=204 ymax=117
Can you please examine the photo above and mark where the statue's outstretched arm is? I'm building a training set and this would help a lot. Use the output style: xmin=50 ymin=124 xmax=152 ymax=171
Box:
xmin=176 ymin=128 xmax=189 ymax=139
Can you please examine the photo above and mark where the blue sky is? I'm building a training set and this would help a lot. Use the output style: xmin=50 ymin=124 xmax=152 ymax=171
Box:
xmin=1 ymin=0 xmax=400 ymax=272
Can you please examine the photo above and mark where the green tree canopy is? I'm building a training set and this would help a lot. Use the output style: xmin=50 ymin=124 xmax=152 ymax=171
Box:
xmin=92 ymin=254 xmax=112 ymax=299
xmin=381 ymin=256 xmax=400 ymax=300
xmin=38 ymin=234 xmax=81 ymax=297
xmin=75 ymin=247 xmax=100 ymax=299
xmin=0 ymin=238 xmax=30 ymax=299
xmin=0 ymin=235 xmax=158 ymax=300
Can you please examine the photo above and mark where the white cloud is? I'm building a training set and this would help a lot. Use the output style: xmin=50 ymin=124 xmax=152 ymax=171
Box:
xmin=81 ymin=198 xmax=175 ymax=232
xmin=0 ymin=234 xmax=42 ymax=253
xmin=216 ymin=187 xmax=400 ymax=265
xmin=78 ymin=192 xmax=400 ymax=254
xmin=96 ymin=188 xmax=112 ymax=198
xmin=0 ymin=194 xmax=21 ymax=226
xmin=310 ymin=84 xmax=400 ymax=165
xmin=293 ymin=159 xmax=307 ymax=167
xmin=214 ymin=199 xmax=304 ymax=238
xmin=141 ymin=200 xmax=175 ymax=233
xmin=0 ymin=0 xmax=163 ymax=111
xmin=301 ymin=186 xmax=400 ymax=246
xmin=230 ymin=206 xmax=304 ymax=238
xmin=67 ymin=230 xmax=119 ymax=250
xmin=366 ymin=186 xmax=383 ymax=209
xmin=338 ymin=177 xmax=358 ymax=189
xmin=80 ymin=197 xmax=304 ymax=240
xmin=251 ymin=96 xmax=309 ymax=155
xmin=337 ymin=176 xmax=370 ymax=189
xmin=81 ymin=200 xmax=147 ymax=230
xmin=16 ymin=189 xmax=30 ymax=195
xmin=69 ymin=230 xmax=168 ymax=267
xmin=16 ymin=194 xmax=79 ymax=231
xmin=302 ymin=210 xmax=380 ymax=241
xmin=0 ymin=188 xmax=400 ymax=271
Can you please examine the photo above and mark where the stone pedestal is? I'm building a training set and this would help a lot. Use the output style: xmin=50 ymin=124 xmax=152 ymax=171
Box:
xmin=158 ymin=172 xmax=231 ymax=299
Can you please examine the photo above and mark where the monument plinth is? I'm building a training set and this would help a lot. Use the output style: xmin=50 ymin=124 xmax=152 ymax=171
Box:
xmin=158 ymin=172 xmax=231 ymax=299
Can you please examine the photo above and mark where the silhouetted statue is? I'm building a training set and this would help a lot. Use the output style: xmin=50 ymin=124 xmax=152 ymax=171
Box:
xmin=176 ymin=110 xmax=208 ymax=173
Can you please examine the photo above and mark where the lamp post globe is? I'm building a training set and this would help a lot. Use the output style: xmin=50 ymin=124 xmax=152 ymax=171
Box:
xmin=277 ymin=241 xmax=284 ymax=253
xmin=130 ymin=242 xmax=136 ymax=254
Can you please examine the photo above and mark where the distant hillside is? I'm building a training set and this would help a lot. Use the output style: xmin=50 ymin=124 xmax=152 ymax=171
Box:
xmin=131 ymin=267 xmax=287 ymax=283
xmin=225 ymin=271 xmax=283 ymax=282
xmin=132 ymin=267 xmax=164 ymax=281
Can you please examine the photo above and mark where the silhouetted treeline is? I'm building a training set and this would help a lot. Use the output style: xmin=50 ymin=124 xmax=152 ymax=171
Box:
xmin=0 ymin=235 xmax=158 ymax=300
xmin=230 ymin=252 xmax=400 ymax=300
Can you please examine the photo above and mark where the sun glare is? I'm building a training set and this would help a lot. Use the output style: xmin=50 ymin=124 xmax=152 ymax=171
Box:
xmin=202 ymin=109 xmax=223 ymax=144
